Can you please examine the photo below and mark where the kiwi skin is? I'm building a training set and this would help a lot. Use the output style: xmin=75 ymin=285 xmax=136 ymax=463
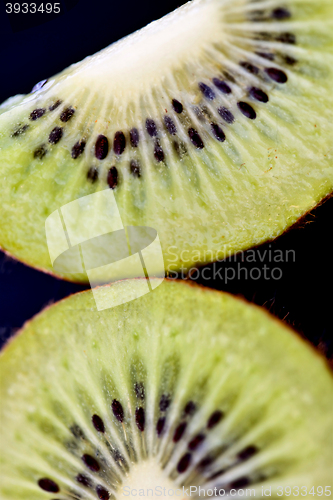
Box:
xmin=186 ymin=197 xmax=333 ymax=363
xmin=1 ymin=278 xmax=331 ymax=373
xmin=1 ymin=277 xmax=332 ymax=400
xmin=185 ymin=192 xmax=333 ymax=280
xmin=0 ymin=193 xmax=331 ymax=284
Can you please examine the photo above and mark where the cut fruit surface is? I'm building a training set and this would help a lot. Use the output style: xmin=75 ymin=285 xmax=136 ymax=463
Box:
xmin=0 ymin=0 xmax=332 ymax=281
xmin=0 ymin=280 xmax=332 ymax=500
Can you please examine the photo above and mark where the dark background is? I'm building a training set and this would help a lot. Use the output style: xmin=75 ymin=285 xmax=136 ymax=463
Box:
xmin=0 ymin=0 xmax=332 ymax=358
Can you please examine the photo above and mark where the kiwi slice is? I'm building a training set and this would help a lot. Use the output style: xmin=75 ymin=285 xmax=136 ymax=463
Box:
xmin=0 ymin=0 xmax=332 ymax=281
xmin=0 ymin=279 xmax=332 ymax=499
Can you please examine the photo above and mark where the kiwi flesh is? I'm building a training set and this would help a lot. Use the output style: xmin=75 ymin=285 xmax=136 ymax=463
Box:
xmin=0 ymin=279 xmax=332 ymax=499
xmin=0 ymin=0 xmax=332 ymax=281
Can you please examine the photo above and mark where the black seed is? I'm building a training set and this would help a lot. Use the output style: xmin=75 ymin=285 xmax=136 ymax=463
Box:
xmin=209 ymin=468 xmax=228 ymax=480
xmin=156 ymin=417 xmax=166 ymax=436
xmin=71 ymin=140 xmax=86 ymax=159
xmin=255 ymin=51 xmax=275 ymax=61
xmin=32 ymin=79 xmax=47 ymax=93
xmin=130 ymin=160 xmax=141 ymax=178
xmin=114 ymin=131 xmax=126 ymax=155
xmin=76 ymin=474 xmax=92 ymax=488
xmin=237 ymin=102 xmax=257 ymax=120
xmin=82 ymin=454 xmax=100 ymax=472
xmin=136 ymin=407 xmax=145 ymax=432
xmin=60 ymin=107 xmax=75 ymax=122
xmin=240 ymin=62 xmax=259 ymax=75
xmin=172 ymin=99 xmax=183 ymax=114
xmin=49 ymin=126 xmax=63 ymax=144
xmin=276 ymin=32 xmax=296 ymax=44
xmin=272 ymin=7 xmax=291 ymax=20
xmin=230 ymin=477 xmax=250 ymax=490
xmin=198 ymin=456 xmax=214 ymax=468
xmin=284 ymin=55 xmax=297 ymax=65
xmin=146 ymin=118 xmax=158 ymax=137
xmin=199 ymin=82 xmax=215 ymax=100
xmin=154 ymin=141 xmax=165 ymax=162
xmin=211 ymin=123 xmax=226 ymax=142
xmin=135 ymin=382 xmax=145 ymax=398
xmin=130 ymin=128 xmax=140 ymax=147
xmin=96 ymin=485 xmax=110 ymax=500
xmin=238 ymin=445 xmax=258 ymax=461
xmin=38 ymin=479 xmax=59 ymax=493
xmin=159 ymin=394 xmax=170 ymax=412
xmin=95 ymin=135 xmax=109 ymax=160
xmin=218 ymin=107 xmax=235 ymax=124
xmin=213 ymin=78 xmax=232 ymax=94
xmin=188 ymin=128 xmax=204 ymax=149
xmin=34 ymin=145 xmax=47 ymax=159
xmin=188 ymin=433 xmax=205 ymax=450
xmin=164 ymin=115 xmax=177 ymax=135
xmin=70 ymin=424 xmax=85 ymax=439
xmin=107 ymin=166 xmax=118 ymax=189
xmin=249 ymin=87 xmax=269 ymax=103
xmin=92 ymin=414 xmax=105 ymax=433
xmin=265 ymin=67 xmax=288 ymax=83
xmin=177 ymin=453 xmax=192 ymax=473
xmin=49 ymin=100 xmax=62 ymax=111
xmin=12 ymin=124 xmax=29 ymax=137
xmin=207 ymin=410 xmax=224 ymax=429
xmin=30 ymin=108 xmax=46 ymax=121
xmin=112 ymin=399 xmax=124 ymax=422
xmin=173 ymin=422 xmax=187 ymax=442
xmin=184 ymin=401 xmax=196 ymax=416
xmin=87 ymin=167 xmax=99 ymax=183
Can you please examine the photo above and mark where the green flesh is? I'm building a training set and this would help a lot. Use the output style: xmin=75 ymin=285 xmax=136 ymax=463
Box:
xmin=0 ymin=0 xmax=332 ymax=281
xmin=0 ymin=280 xmax=332 ymax=499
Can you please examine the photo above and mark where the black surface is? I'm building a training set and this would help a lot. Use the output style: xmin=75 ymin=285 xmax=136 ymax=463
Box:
xmin=0 ymin=0 xmax=332 ymax=357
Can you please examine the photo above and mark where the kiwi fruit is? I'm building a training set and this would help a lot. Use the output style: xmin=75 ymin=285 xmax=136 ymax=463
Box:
xmin=0 ymin=279 xmax=332 ymax=499
xmin=0 ymin=0 xmax=332 ymax=281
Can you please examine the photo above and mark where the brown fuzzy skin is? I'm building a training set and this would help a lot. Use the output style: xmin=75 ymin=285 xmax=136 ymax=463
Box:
xmin=182 ymin=194 xmax=333 ymax=363
xmin=0 ymin=245 xmax=70 ymax=283
xmin=188 ymin=192 xmax=333 ymax=274
xmin=1 ymin=277 xmax=332 ymax=375
xmin=1 ymin=197 xmax=332 ymax=363
xmin=277 ymin=192 xmax=333 ymax=235
xmin=1 ymin=192 xmax=332 ymax=284
xmin=173 ymin=279 xmax=333 ymax=372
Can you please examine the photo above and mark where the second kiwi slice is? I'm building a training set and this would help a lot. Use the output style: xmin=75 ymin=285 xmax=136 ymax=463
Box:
xmin=0 ymin=280 xmax=332 ymax=499
xmin=0 ymin=0 xmax=332 ymax=280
